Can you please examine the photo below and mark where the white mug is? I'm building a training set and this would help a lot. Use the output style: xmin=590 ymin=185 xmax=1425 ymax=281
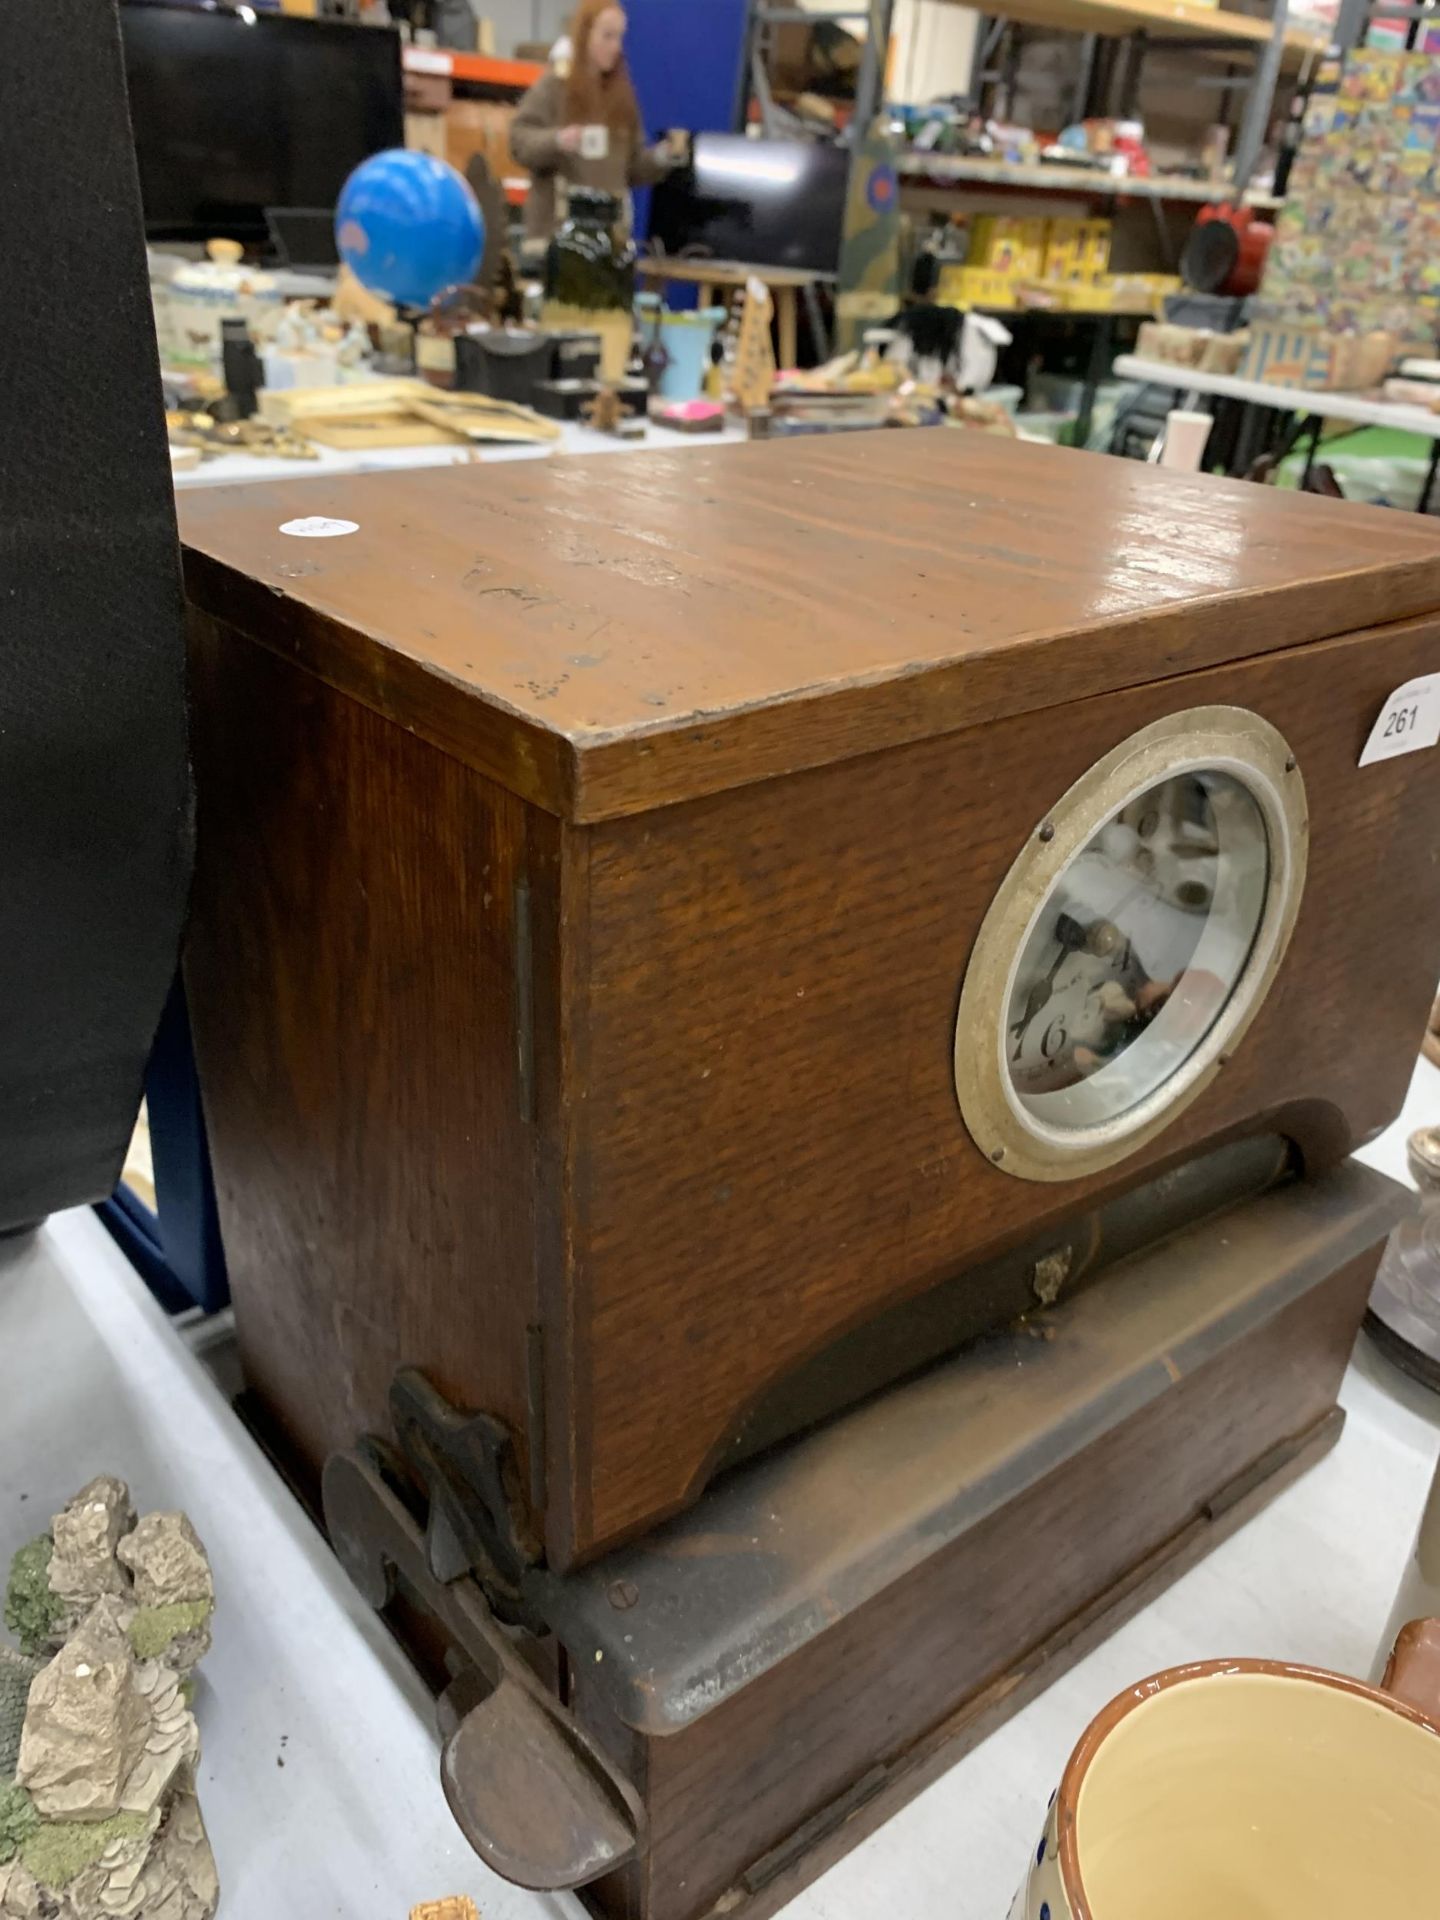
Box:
xmin=579 ymin=124 xmax=610 ymax=161
xmin=1158 ymin=407 xmax=1213 ymax=472
xmin=1011 ymin=1619 xmax=1440 ymax=1919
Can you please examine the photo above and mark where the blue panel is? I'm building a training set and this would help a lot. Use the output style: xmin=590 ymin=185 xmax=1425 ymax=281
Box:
xmin=625 ymin=0 xmax=749 ymax=245
xmin=95 ymin=973 xmax=230 ymax=1316
xmin=626 ymin=0 xmax=748 ymax=136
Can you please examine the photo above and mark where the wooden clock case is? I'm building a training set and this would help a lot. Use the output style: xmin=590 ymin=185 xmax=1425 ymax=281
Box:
xmin=179 ymin=434 xmax=1440 ymax=1919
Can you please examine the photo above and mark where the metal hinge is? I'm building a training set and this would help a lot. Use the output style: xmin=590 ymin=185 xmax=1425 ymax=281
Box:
xmin=386 ymin=1367 xmax=544 ymax=1631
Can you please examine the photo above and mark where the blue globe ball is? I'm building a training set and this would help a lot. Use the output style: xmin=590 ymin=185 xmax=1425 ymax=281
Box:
xmin=335 ymin=150 xmax=484 ymax=309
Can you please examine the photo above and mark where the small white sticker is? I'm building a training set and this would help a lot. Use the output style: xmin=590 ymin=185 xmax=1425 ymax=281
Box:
xmin=279 ymin=517 xmax=359 ymax=539
xmin=1359 ymin=675 xmax=1440 ymax=766
xmin=405 ymin=47 xmax=453 ymax=74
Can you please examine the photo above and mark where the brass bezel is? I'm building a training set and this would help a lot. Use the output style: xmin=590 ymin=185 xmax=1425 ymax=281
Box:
xmin=953 ymin=706 xmax=1308 ymax=1183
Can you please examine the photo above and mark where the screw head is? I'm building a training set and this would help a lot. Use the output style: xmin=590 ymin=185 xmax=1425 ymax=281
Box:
xmin=1038 ymin=822 xmax=1055 ymax=843
xmin=991 ymin=1148 xmax=1005 ymax=1164
xmin=607 ymin=1579 xmax=639 ymax=1611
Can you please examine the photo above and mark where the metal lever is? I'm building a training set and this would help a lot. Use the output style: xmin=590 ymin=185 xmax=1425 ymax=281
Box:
xmin=322 ymin=1448 xmax=641 ymax=1890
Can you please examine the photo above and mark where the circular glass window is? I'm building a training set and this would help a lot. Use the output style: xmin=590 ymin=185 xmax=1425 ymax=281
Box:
xmin=1004 ymin=771 xmax=1269 ymax=1132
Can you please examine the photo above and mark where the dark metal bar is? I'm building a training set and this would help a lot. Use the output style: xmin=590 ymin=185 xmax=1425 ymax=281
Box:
xmin=1232 ymin=0 xmax=1290 ymax=192
xmin=1158 ymin=33 xmax=1270 ymax=49
xmin=1075 ymin=311 xmax=1114 ymax=450
xmin=850 ymin=0 xmax=895 ymax=137
xmin=1298 ymin=414 xmax=1324 ymax=486
xmin=1119 ymin=29 xmax=1147 ymax=117
xmin=750 ymin=42 xmax=779 ymax=137
xmin=802 ymin=280 xmax=831 ymax=362
xmin=1418 ymin=440 xmax=1440 ymax=514
xmin=756 ymin=5 xmax=873 ymax=19
xmin=999 ymin=20 xmax=1021 ymax=119
xmin=1073 ymin=32 xmax=1099 ymax=122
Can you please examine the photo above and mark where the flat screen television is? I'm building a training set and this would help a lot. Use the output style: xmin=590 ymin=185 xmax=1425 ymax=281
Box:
xmin=647 ymin=136 xmax=849 ymax=276
xmin=119 ymin=2 xmax=404 ymax=245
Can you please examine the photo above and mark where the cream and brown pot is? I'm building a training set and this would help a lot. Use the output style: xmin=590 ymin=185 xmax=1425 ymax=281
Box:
xmin=1010 ymin=1619 xmax=1440 ymax=1919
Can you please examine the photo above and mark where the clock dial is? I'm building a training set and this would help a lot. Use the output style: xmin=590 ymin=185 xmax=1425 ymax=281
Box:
xmin=1005 ymin=771 xmax=1268 ymax=1130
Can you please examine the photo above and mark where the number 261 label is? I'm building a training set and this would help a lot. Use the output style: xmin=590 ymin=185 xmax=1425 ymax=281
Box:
xmin=1359 ymin=675 xmax=1440 ymax=766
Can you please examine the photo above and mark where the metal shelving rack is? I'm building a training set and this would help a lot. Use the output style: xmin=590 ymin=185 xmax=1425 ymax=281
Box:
xmin=742 ymin=2 xmax=898 ymax=141
xmin=737 ymin=3 xmax=898 ymax=358
xmin=1332 ymin=0 xmax=1440 ymax=46
xmin=960 ymin=0 xmax=1321 ymax=194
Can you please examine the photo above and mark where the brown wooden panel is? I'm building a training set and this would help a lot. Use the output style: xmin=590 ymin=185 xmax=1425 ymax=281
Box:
xmin=567 ymin=618 xmax=1440 ymax=1557
xmin=585 ymin=1248 xmax=1373 ymax=1920
xmin=177 ymin=437 xmax=1440 ymax=821
xmin=184 ymin=612 xmax=548 ymax=1509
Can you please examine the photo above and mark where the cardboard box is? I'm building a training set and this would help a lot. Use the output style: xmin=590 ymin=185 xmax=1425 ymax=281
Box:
xmin=405 ymin=111 xmax=449 ymax=164
xmin=405 ymin=68 xmax=453 ymax=113
xmin=1239 ymin=322 xmax=1398 ymax=390
xmin=445 ymin=99 xmax=526 ymax=185
xmin=967 ymin=215 xmax=1049 ymax=278
xmin=936 ymin=264 xmax=1019 ymax=309
xmin=1044 ymin=217 xmax=1113 ymax=282
xmin=1041 ymin=273 xmax=1179 ymax=315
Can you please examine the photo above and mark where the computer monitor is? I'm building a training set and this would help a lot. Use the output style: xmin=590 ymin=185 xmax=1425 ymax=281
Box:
xmin=119 ymin=2 xmax=404 ymax=246
xmin=646 ymin=136 xmax=849 ymax=276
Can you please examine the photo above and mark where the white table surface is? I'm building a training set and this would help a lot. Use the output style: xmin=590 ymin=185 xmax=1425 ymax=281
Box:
xmin=172 ymin=412 xmax=749 ymax=491
xmin=1114 ymin=353 xmax=1440 ymax=439
xmin=4 ymin=1066 xmax=1438 ymax=1918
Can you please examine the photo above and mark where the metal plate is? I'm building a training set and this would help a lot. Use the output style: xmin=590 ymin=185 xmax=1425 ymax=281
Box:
xmin=536 ymin=1162 xmax=1407 ymax=1735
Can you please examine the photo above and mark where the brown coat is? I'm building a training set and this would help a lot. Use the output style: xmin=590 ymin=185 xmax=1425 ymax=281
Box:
xmin=510 ymin=67 xmax=667 ymax=245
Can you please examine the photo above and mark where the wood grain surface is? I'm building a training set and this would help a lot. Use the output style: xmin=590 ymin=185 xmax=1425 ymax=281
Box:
xmin=672 ymin=1414 xmax=1344 ymax=1920
xmin=185 ymin=600 xmax=1440 ymax=1566
xmin=184 ymin=613 xmax=548 ymax=1508
xmin=182 ymin=445 xmax=1440 ymax=1568
xmin=177 ymin=435 xmax=1440 ymax=822
xmin=560 ymin=615 xmax=1440 ymax=1560
xmin=572 ymin=1248 xmax=1375 ymax=1920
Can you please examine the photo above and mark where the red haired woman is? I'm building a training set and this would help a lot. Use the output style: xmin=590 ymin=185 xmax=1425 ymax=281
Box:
xmin=510 ymin=2 xmax=676 ymax=248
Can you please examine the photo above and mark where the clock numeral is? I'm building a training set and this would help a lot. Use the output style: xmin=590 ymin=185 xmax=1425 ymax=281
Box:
xmin=1041 ymin=1018 xmax=1068 ymax=1061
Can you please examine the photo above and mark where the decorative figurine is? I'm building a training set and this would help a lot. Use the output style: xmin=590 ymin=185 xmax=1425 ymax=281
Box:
xmin=0 ymin=1480 xmax=217 ymax=1920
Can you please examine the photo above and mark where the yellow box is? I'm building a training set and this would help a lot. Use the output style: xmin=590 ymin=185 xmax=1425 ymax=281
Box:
xmin=937 ymin=265 xmax=1020 ymax=310
xmin=1043 ymin=218 xmax=1113 ymax=283
xmin=966 ymin=215 xmax=1049 ymax=279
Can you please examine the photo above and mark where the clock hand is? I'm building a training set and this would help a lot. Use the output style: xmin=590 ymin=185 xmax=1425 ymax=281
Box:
xmin=1011 ymin=911 xmax=1088 ymax=1034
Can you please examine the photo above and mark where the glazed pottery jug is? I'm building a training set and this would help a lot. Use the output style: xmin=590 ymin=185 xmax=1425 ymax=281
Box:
xmin=1011 ymin=1618 xmax=1440 ymax=1919
xmin=165 ymin=237 xmax=281 ymax=371
xmin=542 ymin=187 xmax=635 ymax=384
xmin=634 ymin=294 xmax=727 ymax=403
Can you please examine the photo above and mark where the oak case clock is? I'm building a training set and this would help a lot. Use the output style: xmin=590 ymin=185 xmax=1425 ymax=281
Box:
xmin=180 ymin=433 xmax=1440 ymax=1920
xmin=178 ymin=430 xmax=1440 ymax=1574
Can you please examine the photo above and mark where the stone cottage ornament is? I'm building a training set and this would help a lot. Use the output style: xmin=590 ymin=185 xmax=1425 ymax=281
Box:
xmin=0 ymin=1479 xmax=218 ymax=1919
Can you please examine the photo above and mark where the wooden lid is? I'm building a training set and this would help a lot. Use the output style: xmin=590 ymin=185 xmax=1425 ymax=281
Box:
xmin=179 ymin=432 xmax=1440 ymax=822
